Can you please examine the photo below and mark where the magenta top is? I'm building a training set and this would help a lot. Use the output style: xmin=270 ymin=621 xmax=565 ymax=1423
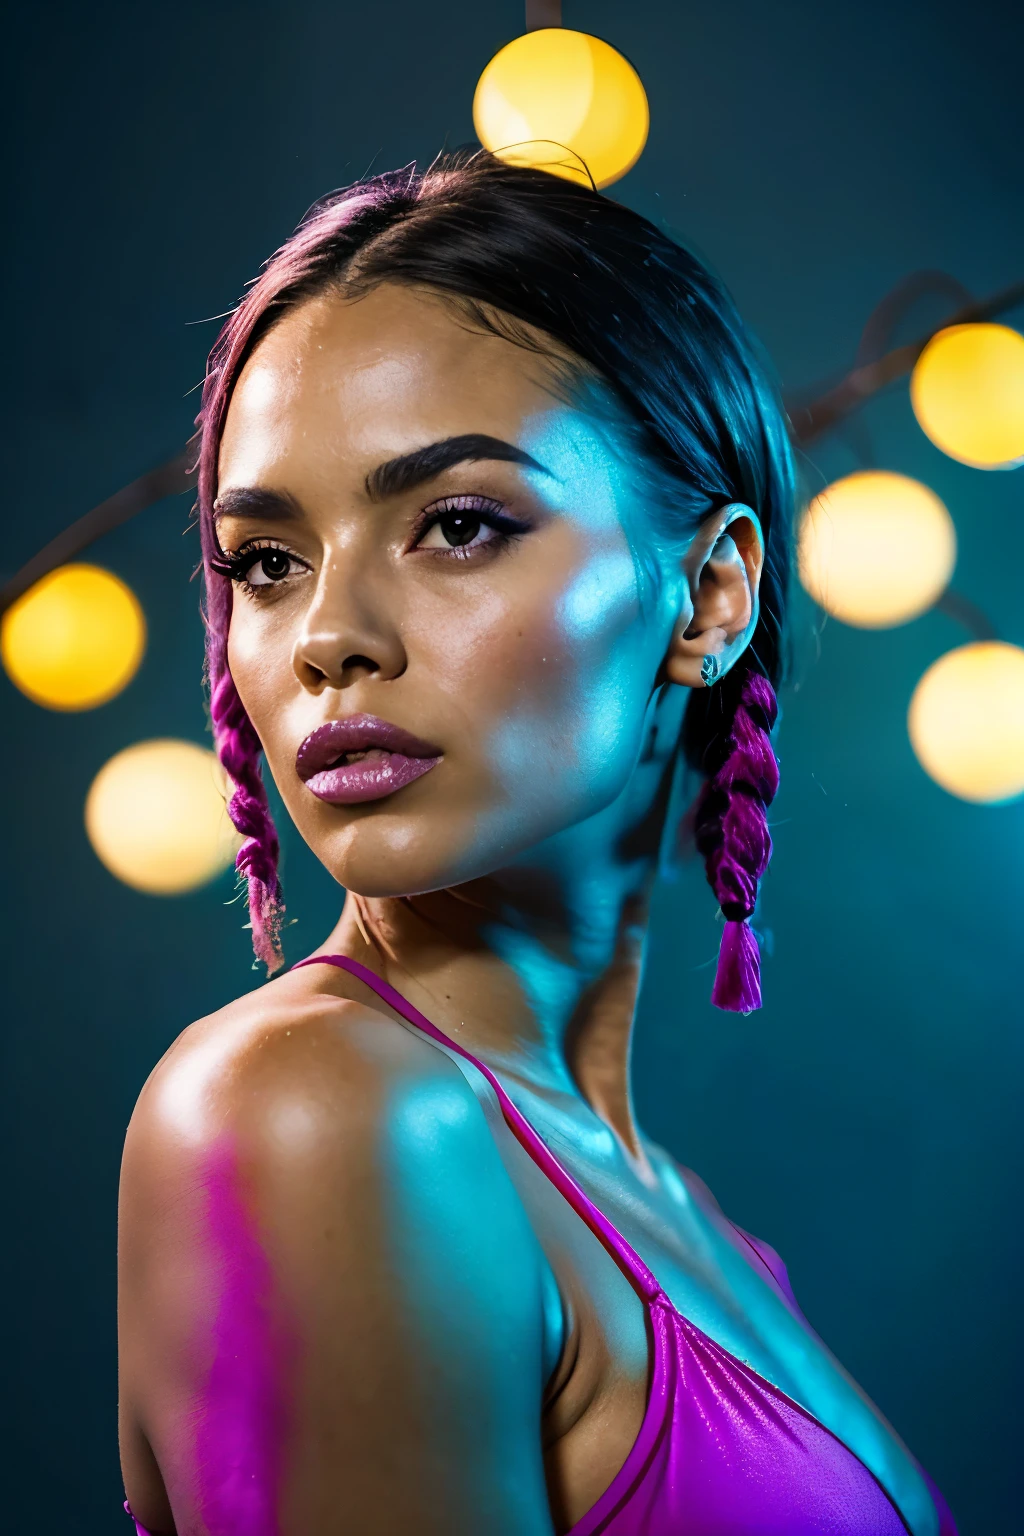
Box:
xmin=127 ymin=953 xmax=957 ymax=1535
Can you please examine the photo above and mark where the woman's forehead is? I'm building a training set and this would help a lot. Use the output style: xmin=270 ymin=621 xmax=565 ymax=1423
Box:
xmin=219 ymin=284 xmax=629 ymax=500
xmin=230 ymin=285 xmax=562 ymax=422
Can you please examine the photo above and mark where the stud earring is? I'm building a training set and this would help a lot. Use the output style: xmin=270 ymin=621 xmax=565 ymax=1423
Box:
xmin=700 ymin=654 xmax=722 ymax=687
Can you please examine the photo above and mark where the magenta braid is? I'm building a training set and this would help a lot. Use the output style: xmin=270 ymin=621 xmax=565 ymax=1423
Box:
xmin=192 ymin=158 xmax=793 ymax=980
xmin=209 ymin=666 xmax=284 ymax=973
xmin=693 ymin=670 xmax=780 ymax=1014
xmin=199 ymin=334 xmax=288 ymax=973
xmin=193 ymin=182 xmax=410 ymax=972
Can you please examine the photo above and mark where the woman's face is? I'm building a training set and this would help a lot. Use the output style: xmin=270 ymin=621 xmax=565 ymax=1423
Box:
xmin=217 ymin=284 xmax=685 ymax=899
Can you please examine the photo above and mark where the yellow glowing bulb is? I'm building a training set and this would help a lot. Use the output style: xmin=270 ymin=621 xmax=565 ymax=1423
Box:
xmin=85 ymin=739 xmax=241 ymax=895
xmin=798 ymin=471 xmax=956 ymax=629
xmin=911 ymin=323 xmax=1024 ymax=469
xmin=473 ymin=28 xmax=649 ymax=189
xmin=908 ymin=642 xmax=1024 ymax=803
xmin=1 ymin=563 xmax=146 ymax=710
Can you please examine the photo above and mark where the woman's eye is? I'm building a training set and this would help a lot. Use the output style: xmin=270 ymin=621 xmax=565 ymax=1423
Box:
xmin=214 ymin=543 xmax=306 ymax=590
xmin=419 ymin=510 xmax=496 ymax=551
xmin=244 ymin=548 xmax=302 ymax=586
xmin=414 ymin=495 xmax=526 ymax=557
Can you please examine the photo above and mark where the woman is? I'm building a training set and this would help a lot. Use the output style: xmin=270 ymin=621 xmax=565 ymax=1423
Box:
xmin=118 ymin=155 xmax=956 ymax=1535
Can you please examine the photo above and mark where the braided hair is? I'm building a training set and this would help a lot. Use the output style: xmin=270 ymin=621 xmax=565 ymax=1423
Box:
xmin=689 ymin=672 xmax=780 ymax=1012
xmin=197 ymin=153 xmax=791 ymax=1002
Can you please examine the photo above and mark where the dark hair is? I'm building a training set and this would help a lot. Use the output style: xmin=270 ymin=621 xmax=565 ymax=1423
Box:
xmin=198 ymin=152 xmax=792 ymax=1008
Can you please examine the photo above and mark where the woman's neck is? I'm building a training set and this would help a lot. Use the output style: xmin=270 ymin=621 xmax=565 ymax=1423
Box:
xmin=320 ymin=684 xmax=686 ymax=1170
xmin=322 ymin=863 xmax=655 ymax=1165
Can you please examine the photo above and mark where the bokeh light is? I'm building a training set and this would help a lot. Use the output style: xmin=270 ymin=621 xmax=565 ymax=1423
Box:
xmin=911 ymin=323 xmax=1024 ymax=469
xmin=909 ymin=643 xmax=1024 ymax=803
xmin=798 ymin=471 xmax=957 ymax=628
xmin=473 ymin=28 xmax=649 ymax=189
xmin=85 ymin=739 xmax=240 ymax=895
xmin=1 ymin=563 xmax=145 ymax=710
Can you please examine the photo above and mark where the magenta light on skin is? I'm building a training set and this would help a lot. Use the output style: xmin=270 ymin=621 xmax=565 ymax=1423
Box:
xmin=193 ymin=1139 xmax=291 ymax=1536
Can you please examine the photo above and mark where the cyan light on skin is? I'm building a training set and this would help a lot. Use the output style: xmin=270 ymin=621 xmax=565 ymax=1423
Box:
xmin=381 ymin=1074 xmax=559 ymax=1528
xmin=556 ymin=548 xmax=645 ymax=644
xmin=481 ymin=405 xmax=675 ymax=852
xmin=198 ymin=282 xmax=945 ymax=1536
xmin=465 ymin=409 xmax=691 ymax=1089
xmin=195 ymin=1140 xmax=292 ymax=1536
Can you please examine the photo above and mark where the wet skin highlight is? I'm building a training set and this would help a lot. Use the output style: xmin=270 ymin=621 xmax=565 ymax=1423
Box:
xmin=215 ymin=287 xmax=734 ymax=916
xmin=214 ymin=287 xmax=931 ymax=1530
xmin=118 ymin=281 xmax=940 ymax=1536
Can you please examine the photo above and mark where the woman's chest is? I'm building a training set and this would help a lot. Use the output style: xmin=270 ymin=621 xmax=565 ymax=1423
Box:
xmin=444 ymin=1059 xmax=937 ymax=1536
xmin=523 ymin=1133 xmax=939 ymax=1536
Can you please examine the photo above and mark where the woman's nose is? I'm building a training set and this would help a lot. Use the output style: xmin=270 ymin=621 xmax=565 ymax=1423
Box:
xmin=292 ymin=556 xmax=407 ymax=692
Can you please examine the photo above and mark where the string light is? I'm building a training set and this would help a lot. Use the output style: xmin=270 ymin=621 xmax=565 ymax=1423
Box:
xmin=798 ymin=471 xmax=957 ymax=628
xmin=911 ymin=323 xmax=1024 ymax=469
xmin=909 ymin=642 xmax=1024 ymax=803
xmin=85 ymin=739 xmax=240 ymax=894
xmin=3 ymin=49 xmax=1021 ymax=886
xmin=473 ymin=28 xmax=649 ymax=189
xmin=1 ymin=563 xmax=145 ymax=710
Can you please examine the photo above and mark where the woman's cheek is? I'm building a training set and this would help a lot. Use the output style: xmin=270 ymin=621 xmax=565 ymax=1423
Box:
xmin=477 ymin=544 xmax=649 ymax=813
xmin=228 ymin=609 xmax=298 ymax=755
xmin=227 ymin=607 xmax=270 ymax=709
xmin=464 ymin=528 xmax=630 ymax=703
xmin=423 ymin=582 xmax=560 ymax=714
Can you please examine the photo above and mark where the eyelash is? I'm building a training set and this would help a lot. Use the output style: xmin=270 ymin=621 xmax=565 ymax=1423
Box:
xmin=211 ymin=494 xmax=531 ymax=594
xmin=411 ymin=494 xmax=530 ymax=560
xmin=209 ymin=539 xmax=310 ymax=596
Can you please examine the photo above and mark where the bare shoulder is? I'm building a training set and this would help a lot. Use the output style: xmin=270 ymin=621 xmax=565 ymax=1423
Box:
xmin=138 ymin=961 xmax=437 ymax=1094
xmin=119 ymin=960 xmax=551 ymax=1399
xmin=123 ymin=963 xmax=500 ymax=1205
xmin=118 ymin=963 xmax=554 ymax=1358
xmin=119 ymin=970 xmax=556 ymax=1533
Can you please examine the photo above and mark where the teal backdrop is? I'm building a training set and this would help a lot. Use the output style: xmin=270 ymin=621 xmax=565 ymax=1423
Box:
xmin=3 ymin=1 xmax=1021 ymax=1529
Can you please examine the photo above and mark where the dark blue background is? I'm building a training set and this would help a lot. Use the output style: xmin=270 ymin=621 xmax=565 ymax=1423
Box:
xmin=4 ymin=1 xmax=1021 ymax=1529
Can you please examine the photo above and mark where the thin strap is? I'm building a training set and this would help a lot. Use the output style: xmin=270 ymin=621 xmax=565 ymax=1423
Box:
xmin=293 ymin=953 xmax=662 ymax=1302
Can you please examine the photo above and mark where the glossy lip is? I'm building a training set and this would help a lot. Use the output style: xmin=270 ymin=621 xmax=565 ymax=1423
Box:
xmin=295 ymin=714 xmax=443 ymax=805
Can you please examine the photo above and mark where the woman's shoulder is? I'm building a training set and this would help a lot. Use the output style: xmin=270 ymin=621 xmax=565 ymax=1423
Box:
xmin=127 ymin=966 xmax=494 ymax=1182
xmin=120 ymin=966 xmax=552 ymax=1362
xmin=119 ymin=970 xmax=557 ymax=1534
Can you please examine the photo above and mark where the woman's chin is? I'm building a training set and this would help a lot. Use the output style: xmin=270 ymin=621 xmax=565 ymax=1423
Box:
xmin=316 ymin=825 xmax=491 ymax=902
xmin=303 ymin=793 xmax=614 ymax=901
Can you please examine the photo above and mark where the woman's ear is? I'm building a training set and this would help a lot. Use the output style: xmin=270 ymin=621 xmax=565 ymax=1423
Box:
xmin=665 ymin=503 xmax=764 ymax=688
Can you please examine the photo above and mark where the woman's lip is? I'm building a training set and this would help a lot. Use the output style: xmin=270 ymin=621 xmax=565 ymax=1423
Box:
xmin=296 ymin=715 xmax=442 ymax=805
xmin=304 ymin=750 xmax=440 ymax=805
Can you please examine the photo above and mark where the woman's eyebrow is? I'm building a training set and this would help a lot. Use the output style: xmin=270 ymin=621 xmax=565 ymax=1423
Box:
xmin=366 ymin=434 xmax=552 ymax=502
xmin=213 ymin=487 xmax=300 ymax=523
